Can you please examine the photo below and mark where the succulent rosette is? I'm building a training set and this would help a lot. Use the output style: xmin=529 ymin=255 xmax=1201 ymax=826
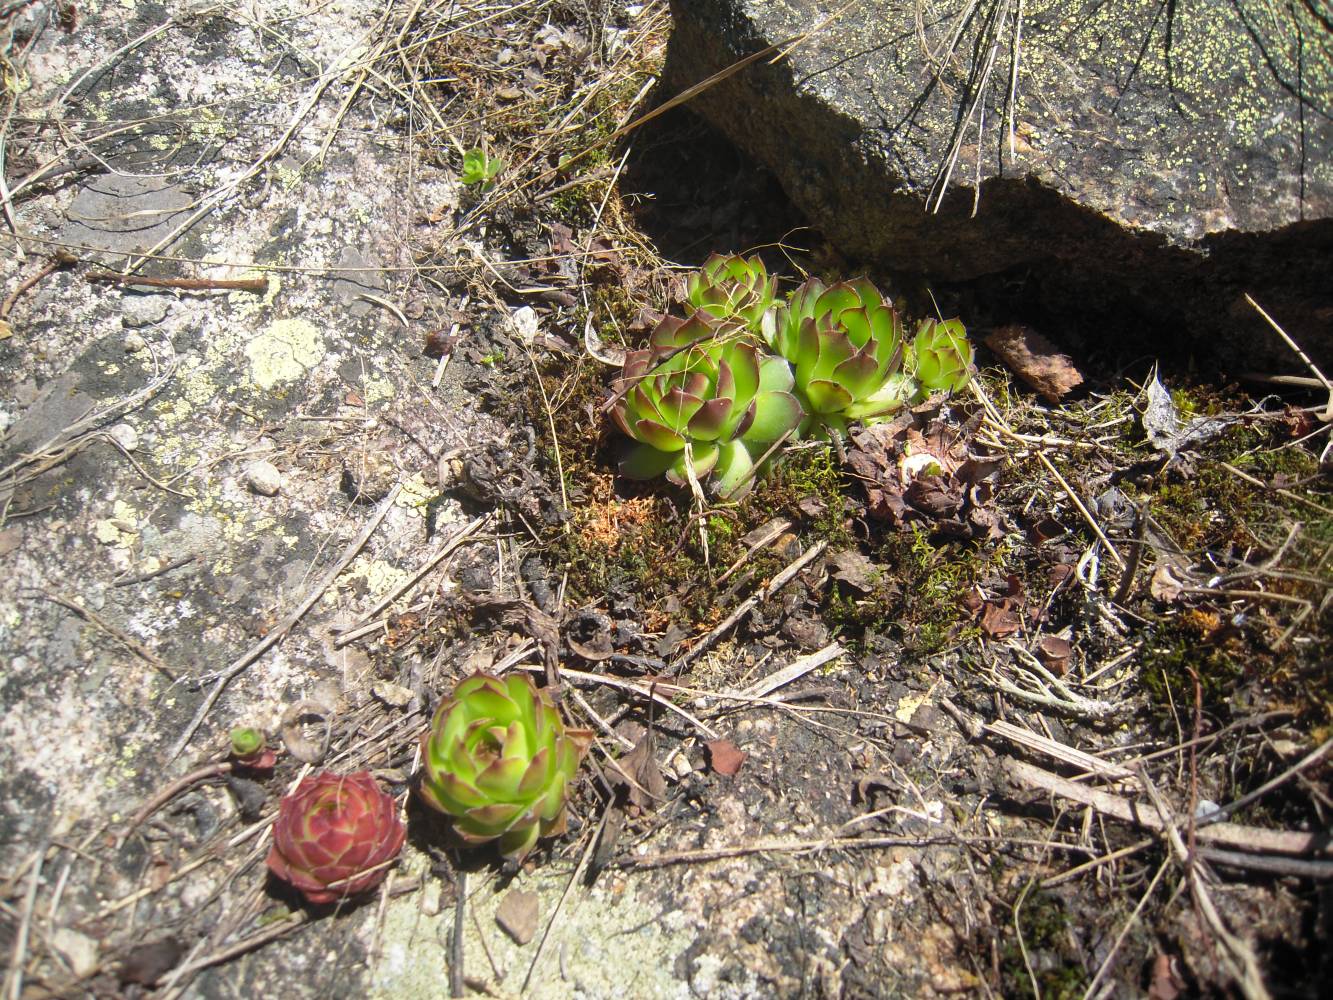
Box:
xmin=770 ymin=277 xmax=911 ymax=439
xmin=611 ymin=312 xmax=803 ymax=497
xmin=419 ymin=673 xmax=593 ymax=862
xmin=266 ymin=771 xmax=405 ymax=905
xmin=910 ymin=318 xmax=974 ymax=395
xmin=685 ymin=253 xmax=779 ymax=335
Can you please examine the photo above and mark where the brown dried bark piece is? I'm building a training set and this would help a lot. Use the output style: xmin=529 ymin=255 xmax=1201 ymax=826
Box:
xmin=985 ymin=325 xmax=1083 ymax=403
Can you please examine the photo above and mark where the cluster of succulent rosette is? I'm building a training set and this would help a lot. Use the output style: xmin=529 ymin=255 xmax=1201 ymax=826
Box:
xmin=611 ymin=254 xmax=975 ymax=497
xmin=264 ymin=672 xmax=590 ymax=906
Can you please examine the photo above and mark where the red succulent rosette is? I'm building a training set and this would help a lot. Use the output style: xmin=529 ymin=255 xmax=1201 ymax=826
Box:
xmin=265 ymin=771 xmax=405 ymax=905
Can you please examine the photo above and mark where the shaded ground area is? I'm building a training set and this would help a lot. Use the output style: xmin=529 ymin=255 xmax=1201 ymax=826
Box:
xmin=0 ymin=3 xmax=1330 ymax=999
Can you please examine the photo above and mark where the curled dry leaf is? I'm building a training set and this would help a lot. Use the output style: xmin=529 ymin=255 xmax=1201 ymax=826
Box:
xmin=280 ymin=699 xmax=334 ymax=764
xmin=607 ymin=725 xmax=666 ymax=812
xmin=706 ymin=739 xmax=747 ymax=776
xmin=829 ymin=548 xmax=878 ymax=592
xmin=1150 ymin=561 xmax=1186 ymax=602
xmin=583 ymin=318 xmax=626 ymax=367
xmin=1036 ymin=635 xmax=1073 ymax=675
xmin=845 ymin=407 xmax=1003 ymax=540
xmin=984 ymin=324 xmax=1083 ymax=403
xmin=565 ymin=607 xmax=615 ymax=661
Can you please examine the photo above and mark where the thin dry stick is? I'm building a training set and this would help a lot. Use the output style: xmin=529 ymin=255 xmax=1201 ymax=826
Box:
xmin=970 ymin=379 xmax=1125 ymax=568
xmin=123 ymin=22 xmax=380 ymax=274
xmin=1195 ymin=737 xmax=1333 ymax=827
xmin=1218 ymin=461 xmax=1333 ymax=517
xmin=1081 ymin=856 xmax=1171 ymax=1000
xmin=1137 ymin=771 xmax=1271 ymax=1000
xmin=119 ymin=763 xmax=234 ymax=844
xmin=333 ymin=513 xmax=489 ymax=640
xmin=85 ymin=271 xmax=268 ymax=292
xmin=1040 ymin=837 xmax=1155 ymax=888
xmin=714 ymin=517 xmax=792 ymax=586
xmin=1245 ymin=293 xmax=1333 ymax=420
xmin=167 ymin=483 xmax=404 ymax=761
xmin=513 ymin=663 xmax=720 ymax=739
xmin=743 ymin=642 xmax=844 ymax=699
xmin=3 ymin=842 xmax=46 ymax=1000
xmin=27 ymin=590 xmax=176 ymax=679
xmin=521 ymin=806 xmax=609 ymax=993
xmin=526 ymin=348 xmax=569 ymax=512
xmin=675 ymin=540 xmax=828 ymax=667
xmin=1004 ymin=758 xmax=1328 ymax=857
xmin=164 ymin=911 xmax=308 ymax=980
xmin=0 ymin=252 xmax=75 ymax=318
xmin=620 ymin=834 xmax=955 ymax=869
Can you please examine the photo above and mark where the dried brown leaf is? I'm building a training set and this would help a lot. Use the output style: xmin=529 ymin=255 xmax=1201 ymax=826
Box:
xmin=706 ymin=739 xmax=747 ymax=776
xmin=1036 ymin=635 xmax=1073 ymax=675
xmin=608 ymin=729 xmax=666 ymax=812
xmin=984 ymin=324 xmax=1083 ymax=402
xmin=980 ymin=601 xmax=1022 ymax=639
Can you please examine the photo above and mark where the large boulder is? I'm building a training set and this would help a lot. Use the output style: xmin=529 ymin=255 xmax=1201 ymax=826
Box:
xmin=665 ymin=0 xmax=1333 ymax=369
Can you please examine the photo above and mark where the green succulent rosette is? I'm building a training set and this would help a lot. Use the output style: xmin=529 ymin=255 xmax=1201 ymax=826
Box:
xmin=770 ymin=277 xmax=911 ymax=439
xmin=910 ymin=318 xmax=974 ymax=395
xmin=685 ymin=253 xmax=779 ymax=335
xmin=418 ymin=673 xmax=592 ymax=862
xmin=611 ymin=312 xmax=803 ymax=498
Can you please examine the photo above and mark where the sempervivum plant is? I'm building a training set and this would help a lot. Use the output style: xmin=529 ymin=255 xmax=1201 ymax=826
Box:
xmin=418 ymin=673 xmax=593 ymax=862
xmin=266 ymin=771 xmax=405 ymax=905
xmin=611 ymin=312 xmax=803 ymax=498
xmin=685 ymin=253 xmax=779 ymax=335
xmin=770 ymin=277 xmax=911 ymax=439
xmin=910 ymin=318 xmax=974 ymax=395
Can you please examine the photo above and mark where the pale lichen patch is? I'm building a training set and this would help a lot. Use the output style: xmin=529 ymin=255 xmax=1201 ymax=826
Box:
xmin=244 ymin=318 xmax=327 ymax=389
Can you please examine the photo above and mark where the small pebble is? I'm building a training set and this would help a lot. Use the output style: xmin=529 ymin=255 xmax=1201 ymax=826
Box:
xmin=670 ymin=752 xmax=692 ymax=780
xmin=495 ymin=889 xmax=539 ymax=946
xmin=50 ymin=928 xmax=99 ymax=979
xmin=121 ymin=295 xmax=169 ymax=329
xmin=124 ymin=332 xmax=147 ymax=353
xmin=420 ymin=884 xmax=443 ymax=917
xmin=108 ymin=422 xmax=139 ymax=452
xmin=511 ymin=306 xmax=539 ymax=345
xmin=371 ymin=680 xmax=413 ymax=709
xmin=245 ymin=460 xmax=282 ymax=497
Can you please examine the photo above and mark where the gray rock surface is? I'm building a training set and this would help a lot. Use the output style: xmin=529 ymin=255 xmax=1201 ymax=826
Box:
xmin=665 ymin=0 xmax=1333 ymax=367
xmin=1 ymin=4 xmax=993 ymax=997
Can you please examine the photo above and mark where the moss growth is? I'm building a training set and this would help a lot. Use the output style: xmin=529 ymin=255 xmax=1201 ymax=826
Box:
xmin=999 ymin=886 xmax=1088 ymax=1000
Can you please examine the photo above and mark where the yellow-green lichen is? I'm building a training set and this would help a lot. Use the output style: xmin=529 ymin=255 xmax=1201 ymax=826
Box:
xmin=244 ymin=318 xmax=325 ymax=389
xmin=394 ymin=472 xmax=436 ymax=513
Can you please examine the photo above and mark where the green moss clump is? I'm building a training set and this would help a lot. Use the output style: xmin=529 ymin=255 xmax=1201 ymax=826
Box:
xmin=999 ymin=887 xmax=1088 ymax=1000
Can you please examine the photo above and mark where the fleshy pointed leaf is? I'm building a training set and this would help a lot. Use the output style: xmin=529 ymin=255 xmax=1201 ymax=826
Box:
xmin=712 ymin=440 xmax=756 ymax=499
xmin=620 ymin=443 xmax=677 ymax=480
xmin=743 ymin=391 xmax=803 ymax=443
xmin=804 ymin=378 xmax=854 ymax=414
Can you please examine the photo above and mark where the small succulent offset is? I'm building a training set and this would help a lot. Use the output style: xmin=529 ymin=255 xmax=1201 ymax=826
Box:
xmin=418 ymin=673 xmax=592 ymax=862
xmin=229 ymin=726 xmax=276 ymax=770
xmin=685 ymin=254 xmax=779 ymax=335
xmin=460 ymin=148 xmax=502 ymax=189
xmin=770 ymin=277 xmax=911 ymax=439
xmin=910 ymin=318 xmax=974 ymax=395
xmin=266 ymin=772 xmax=406 ymax=905
xmin=611 ymin=312 xmax=803 ymax=498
